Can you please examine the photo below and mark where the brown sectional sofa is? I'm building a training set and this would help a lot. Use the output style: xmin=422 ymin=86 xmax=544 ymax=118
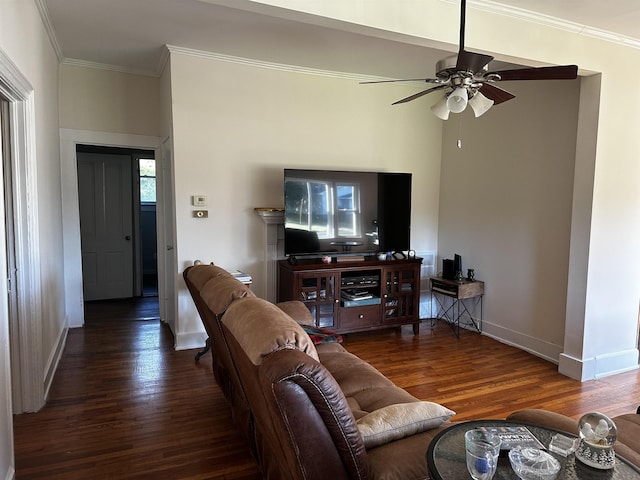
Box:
xmin=184 ymin=265 xmax=456 ymax=479
xmin=185 ymin=265 xmax=640 ymax=478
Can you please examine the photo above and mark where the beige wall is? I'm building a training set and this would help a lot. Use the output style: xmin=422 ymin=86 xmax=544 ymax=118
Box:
xmin=439 ymin=79 xmax=580 ymax=360
xmin=168 ymin=52 xmax=443 ymax=347
xmin=59 ymin=64 xmax=161 ymax=137
xmin=1 ymin=0 xmax=65 ymax=476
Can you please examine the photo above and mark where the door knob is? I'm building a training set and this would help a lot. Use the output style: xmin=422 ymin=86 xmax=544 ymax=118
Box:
xmin=125 ymin=235 xmax=131 ymax=240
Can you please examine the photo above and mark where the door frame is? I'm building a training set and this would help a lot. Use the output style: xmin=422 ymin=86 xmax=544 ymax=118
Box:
xmin=59 ymin=130 xmax=164 ymax=328
xmin=0 ymin=49 xmax=44 ymax=412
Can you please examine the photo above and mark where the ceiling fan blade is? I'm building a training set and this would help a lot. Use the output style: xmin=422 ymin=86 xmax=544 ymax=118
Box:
xmin=456 ymin=49 xmax=494 ymax=73
xmin=392 ymin=84 xmax=449 ymax=105
xmin=488 ymin=65 xmax=578 ymax=82
xmin=478 ymin=83 xmax=515 ymax=105
xmin=360 ymin=78 xmax=440 ymax=85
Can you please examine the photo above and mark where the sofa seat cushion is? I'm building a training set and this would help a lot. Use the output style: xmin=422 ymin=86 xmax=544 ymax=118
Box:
xmin=356 ymin=402 xmax=455 ymax=448
xmin=320 ymin=350 xmax=420 ymax=412
xmin=366 ymin=426 xmax=452 ymax=480
xmin=222 ymin=297 xmax=319 ymax=364
xmin=316 ymin=342 xmax=347 ymax=354
xmin=319 ymin=347 xmax=455 ymax=449
xmin=614 ymin=413 xmax=640 ymax=458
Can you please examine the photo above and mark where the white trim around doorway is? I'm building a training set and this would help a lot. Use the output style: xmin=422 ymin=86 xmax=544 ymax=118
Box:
xmin=59 ymin=129 xmax=162 ymax=328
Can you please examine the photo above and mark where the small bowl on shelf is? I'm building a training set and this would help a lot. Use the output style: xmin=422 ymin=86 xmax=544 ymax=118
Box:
xmin=508 ymin=447 xmax=560 ymax=480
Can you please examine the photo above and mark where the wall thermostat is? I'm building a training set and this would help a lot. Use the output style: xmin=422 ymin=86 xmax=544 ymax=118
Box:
xmin=192 ymin=195 xmax=207 ymax=206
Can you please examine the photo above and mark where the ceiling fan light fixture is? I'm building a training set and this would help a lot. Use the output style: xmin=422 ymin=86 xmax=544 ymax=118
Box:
xmin=446 ymin=87 xmax=468 ymax=113
xmin=468 ymin=91 xmax=494 ymax=117
xmin=431 ymin=97 xmax=450 ymax=120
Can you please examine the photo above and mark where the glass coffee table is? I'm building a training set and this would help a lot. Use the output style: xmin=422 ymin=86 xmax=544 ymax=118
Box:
xmin=426 ymin=420 xmax=640 ymax=479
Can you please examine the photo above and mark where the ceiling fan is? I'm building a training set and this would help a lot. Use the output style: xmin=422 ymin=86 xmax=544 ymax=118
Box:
xmin=361 ymin=0 xmax=578 ymax=119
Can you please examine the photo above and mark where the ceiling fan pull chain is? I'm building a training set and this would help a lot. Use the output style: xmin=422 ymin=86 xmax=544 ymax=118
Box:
xmin=457 ymin=115 xmax=463 ymax=149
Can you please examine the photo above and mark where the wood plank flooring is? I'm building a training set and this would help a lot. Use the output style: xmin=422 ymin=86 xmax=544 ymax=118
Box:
xmin=13 ymin=298 xmax=640 ymax=479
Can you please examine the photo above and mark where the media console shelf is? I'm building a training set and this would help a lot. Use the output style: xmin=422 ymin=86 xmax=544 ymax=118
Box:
xmin=278 ymin=257 xmax=422 ymax=335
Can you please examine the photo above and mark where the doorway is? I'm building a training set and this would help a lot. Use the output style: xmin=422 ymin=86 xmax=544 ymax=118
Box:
xmin=76 ymin=145 xmax=158 ymax=304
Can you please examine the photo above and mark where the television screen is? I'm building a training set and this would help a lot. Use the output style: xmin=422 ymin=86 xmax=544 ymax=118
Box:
xmin=284 ymin=169 xmax=411 ymax=257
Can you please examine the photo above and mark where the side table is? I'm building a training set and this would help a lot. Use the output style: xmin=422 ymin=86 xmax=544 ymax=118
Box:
xmin=430 ymin=276 xmax=484 ymax=337
xmin=426 ymin=420 xmax=640 ymax=479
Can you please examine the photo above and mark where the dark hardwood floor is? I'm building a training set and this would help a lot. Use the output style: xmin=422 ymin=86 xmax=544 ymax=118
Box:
xmin=13 ymin=298 xmax=640 ymax=479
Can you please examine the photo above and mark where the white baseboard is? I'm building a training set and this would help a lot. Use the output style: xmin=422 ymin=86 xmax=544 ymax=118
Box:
xmin=174 ymin=330 xmax=208 ymax=351
xmin=482 ymin=321 xmax=563 ymax=365
xmin=4 ymin=465 xmax=15 ymax=480
xmin=43 ymin=324 xmax=68 ymax=400
xmin=560 ymin=349 xmax=640 ymax=381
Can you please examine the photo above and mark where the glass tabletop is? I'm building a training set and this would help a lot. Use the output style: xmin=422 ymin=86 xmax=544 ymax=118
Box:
xmin=426 ymin=420 xmax=640 ymax=480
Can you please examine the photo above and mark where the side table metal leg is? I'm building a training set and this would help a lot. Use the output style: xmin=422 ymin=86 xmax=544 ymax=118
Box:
xmin=194 ymin=337 xmax=211 ymax=362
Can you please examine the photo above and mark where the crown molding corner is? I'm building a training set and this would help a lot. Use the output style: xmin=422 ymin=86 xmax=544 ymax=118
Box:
xmin=34 ymin=0 xmax=65 ymax=63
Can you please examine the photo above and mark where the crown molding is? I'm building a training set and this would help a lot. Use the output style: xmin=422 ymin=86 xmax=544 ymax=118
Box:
xmin=469 ymin=0 xmax=640 ymax=49
xmin=164 ymin=45 xmax=408 ymax=83
xmin=34 ymin=0 xmax=65 ymax=62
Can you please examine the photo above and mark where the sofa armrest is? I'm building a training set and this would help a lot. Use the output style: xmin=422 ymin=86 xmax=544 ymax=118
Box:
xmin=260 ymin=348 xmax=369 ymax=480
xmin=506 ymin=409 xmax=578 ymax=435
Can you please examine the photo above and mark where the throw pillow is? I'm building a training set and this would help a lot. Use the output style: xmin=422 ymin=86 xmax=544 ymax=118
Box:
xmin=357 ymin=402 xmax=455 ymax=449
xmin=301 ymin=325 xmax=343 ymax=345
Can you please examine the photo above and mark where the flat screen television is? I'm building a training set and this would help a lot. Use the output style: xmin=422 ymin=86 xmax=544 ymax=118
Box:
xmin=284 ymin=169 xmax=411 ymax=257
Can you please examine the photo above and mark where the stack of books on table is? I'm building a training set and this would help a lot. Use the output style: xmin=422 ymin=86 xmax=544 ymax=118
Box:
xmin=341 ymin=289 xmax=381 ymax=307
xmin=228 ymin=270 xmax=252 ymax=285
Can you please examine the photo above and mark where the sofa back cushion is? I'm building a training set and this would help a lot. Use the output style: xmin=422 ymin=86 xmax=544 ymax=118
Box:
xmin=199 ymin=271 xmax=256 ymax=316
xmin=185 ymin=264 xmax=230 ymax=290
xmin=222 ymin=297 xmax=319 ymax=364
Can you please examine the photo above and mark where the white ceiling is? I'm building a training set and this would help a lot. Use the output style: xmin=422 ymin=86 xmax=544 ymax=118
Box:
xmin=41 ymin=0 xmax=640 ymax=78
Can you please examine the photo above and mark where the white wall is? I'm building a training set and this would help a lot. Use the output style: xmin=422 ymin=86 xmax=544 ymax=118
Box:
xmin=0 ymin=0 xmax=65 ymax=476
xmin=439 ymin=79 xmax=580 ymax=361
xmin=167 ymin=51 xmax=443 ymax=348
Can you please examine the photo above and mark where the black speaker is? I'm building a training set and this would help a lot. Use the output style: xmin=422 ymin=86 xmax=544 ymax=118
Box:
xmin=454 ymin=254 xmax=462 ymax=275
xmin=443 ymin=259 xmax=455 ymax=279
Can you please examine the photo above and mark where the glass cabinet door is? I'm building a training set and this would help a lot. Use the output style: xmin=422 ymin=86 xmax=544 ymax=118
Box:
xmin=382 ymin=267 xmax=417 ymax=322
xmin=299 ymin=273 xmax=338 ymax=328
